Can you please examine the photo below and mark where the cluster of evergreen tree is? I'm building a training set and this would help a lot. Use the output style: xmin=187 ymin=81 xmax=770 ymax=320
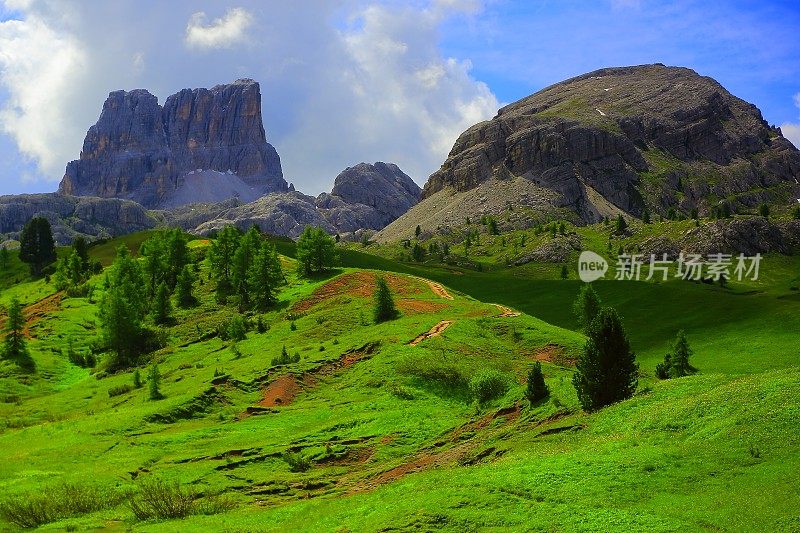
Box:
xmin=208 ymin=226 xmax=284 ymax=310
xmin=53 ymin=237 xmax=97 ymax=295
xmin=655 ymin=330 xmax=696 ymax=379
xmin=295 ymin=226 xmax=337 ymax=277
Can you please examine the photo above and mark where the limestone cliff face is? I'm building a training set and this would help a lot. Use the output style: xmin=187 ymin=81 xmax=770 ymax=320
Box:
xmin=59 ymin=79 xmax=286 ymax=208
xmin=421 ymin=64 xmax=800 ymax=222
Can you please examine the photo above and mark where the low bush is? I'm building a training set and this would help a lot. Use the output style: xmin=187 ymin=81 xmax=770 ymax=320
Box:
xmin=283 ymin=452 xmax=312 ymax=473
xmin=108 ymin=384 xmax=133 ymax=397
xmin=469 ymin=369 xmax=510 ymax=403
xmin=127 ymin=477 xmax=236 ymax=521
xmin=0 ymin=482 xmax=121 ymax=528
xmin=397 ymin=356 xmax=469 ymax=397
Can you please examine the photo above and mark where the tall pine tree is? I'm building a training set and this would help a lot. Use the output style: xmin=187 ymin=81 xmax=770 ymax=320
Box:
xmin=209 ymin=226 xmax=241 ymax=298
xmin=373 ymin=276 xmax=399 ymax=323
xmin=99 ymin=246 xmax=147 ymax=369
xmin=19 ymin=217 xmax=56 ymax=276
xmin=152 ymin=282 xmax=172 ymax=325
xmin=232 ymin=227 xmax=261 ymax=307
xmin=2 ymin=297 xmax=33 ymax=371
xmin=573 ymin=284 xmax=601 ymax=333
xmin=248 ymin=240 xmax=283 ymax=311
xmin=175 ymin=264 xmax=197 ymax=308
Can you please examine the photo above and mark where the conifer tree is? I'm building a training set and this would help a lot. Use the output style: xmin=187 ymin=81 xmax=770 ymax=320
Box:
xmin=248 ymin=240 xmax=283 ymax=311
xmin=656 ymin=330 xmax=695 ymax=379
xmin=0 ymin=247 xmax=9 ymax=270
xmin=573 ymin=284 xmax=601 ymax=332
xmin=19 ymin=217 xmax=56 ymax=276
xmin=99 ymin=246 xmax=147 ymax=368
xmin=209 ymin=225 xmax=241 ymax=298
xmin=72 ymin=236 xmax=90 ymax=272
xmin=152 ymin=282 xmax=172 ymax=325
xmin=175 ymin=264 xmax=197 ymax=308
xmin=165 ymin=229 xmax=190 ymax=290
xmin=295 ymin=226 xmax=337 ymax=276
xmin=133 ymin=368 xmax=143 ymax=389
xmin=572 ymin=307 xmax=638 ymax=411
xmin=373 ymin=276 xmax=399 ymax=323
xmin=148 ymin=364 xmax=163 ymax=400
xmin=232 ymin=227 xmax=261 ymax=306
xmin=615 ymin=214 xmax=628 ymax=234
xmin=2 ymin=297 xmax=33 ymax=371
xmin=525 ymin=362 xmax=549 ymax=404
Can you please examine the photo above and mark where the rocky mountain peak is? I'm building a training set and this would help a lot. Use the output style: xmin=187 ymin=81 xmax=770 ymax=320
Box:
xmin=316 ymin=162 xmax=421 ymax=231
xmin=416 ymin=63 xmax=800 ymax=226
xmin=59 ymin=79 xmax=286 ymax=208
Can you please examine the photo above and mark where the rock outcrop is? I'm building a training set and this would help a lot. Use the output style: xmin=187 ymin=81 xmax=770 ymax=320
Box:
xmin=382 ymin=64 xmax=800 ymax=240
xmin=316 ymin=162 xmax=421 ymax=232
xmin=0 ymin=194 xmax=158 ymax=244
xmin=59 ymin=79 xmax=286 ymax=208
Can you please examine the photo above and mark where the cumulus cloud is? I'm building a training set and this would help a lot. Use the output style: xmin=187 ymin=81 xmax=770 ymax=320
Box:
xmin=0 ymin=12 xmax=87 ymax=178
xmin=779 ymin=93 xmax=800 ymax=149
xmin=0 ymin=0 xmax=497 ymax=193
xmin=184 ymin=7 xmax=253 ymax=50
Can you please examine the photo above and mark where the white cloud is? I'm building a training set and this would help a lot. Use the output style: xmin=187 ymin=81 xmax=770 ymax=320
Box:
xmin=779 ymin=92 xmax=800 ymax=149
xmin=184 ymin=7 xmax=253 ymax=50
xmin=0 ymin=13 xmax=87 ymax=178
xmin=0 ymin=0 xmax=498 ymax=194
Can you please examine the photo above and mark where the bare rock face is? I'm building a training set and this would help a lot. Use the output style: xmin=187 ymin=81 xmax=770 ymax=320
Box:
xmin=190 ymin=192 xmax=334 ymax=238
xmin=59 ymin=79 xmax=286 ymax=208
xmin=0 ymin=193 xmax=158 ymax=244
xmin=420 ymin=64 xmax=800 ymax=224
xmin=316 ymin=162 xmax=421 ymax=232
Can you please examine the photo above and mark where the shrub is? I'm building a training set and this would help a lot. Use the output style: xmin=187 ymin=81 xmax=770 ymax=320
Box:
xmin=469 ymin=369 xmax=510 ymax=403
xmin=0 ymin=482 xmax=121 ymax=528
xmin=397 ymin=357 xmax=469 ymax=396
xmin=227 ymin=316 xmax=247 ymax=342
xmin=133 ymin=368 xmax=143 ymax=389
xmin=283 ymin=452 xmax=312 ymax=473
xmin=271 ymin=345 xmax=299 ymax=366
xmin=108 ymin=384 xmax=133 ymax=397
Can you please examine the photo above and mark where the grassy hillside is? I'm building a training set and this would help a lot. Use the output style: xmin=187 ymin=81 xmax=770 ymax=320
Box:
xmin=0 ymin=230 xmax=798 ymax=531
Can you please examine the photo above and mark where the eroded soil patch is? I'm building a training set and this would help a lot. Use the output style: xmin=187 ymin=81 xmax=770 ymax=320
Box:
xmin=528 ymin=344 xmax=576 ymax=366
xmin=292 ymin=273 xmax=424 ymax=313
xmin=408 ymin=320 xmax=453 ymax=346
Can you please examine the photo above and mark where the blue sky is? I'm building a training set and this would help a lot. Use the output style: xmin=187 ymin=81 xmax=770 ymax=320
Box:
xmin=0 ymin=0 xmax=798 ymax=196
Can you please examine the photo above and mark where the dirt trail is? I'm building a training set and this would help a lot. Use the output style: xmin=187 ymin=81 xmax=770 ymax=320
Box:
xmin=494 ymin=304 xmax=521 ymax=318
xmin=0 ymin=292 xmax=63 ymax=338
xmin=408 ymin=320 xmax=453 ymax=346
xmin=411 ymin=276 xmax=453 ymax=300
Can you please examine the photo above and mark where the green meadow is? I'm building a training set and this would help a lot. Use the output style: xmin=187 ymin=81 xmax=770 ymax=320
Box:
xmin=0 ymin=226 xmax=798 ymax=531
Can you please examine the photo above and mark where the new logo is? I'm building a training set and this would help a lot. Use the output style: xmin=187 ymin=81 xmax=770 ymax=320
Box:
xmin=578 ymin=251 xmax=608 ymax=282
